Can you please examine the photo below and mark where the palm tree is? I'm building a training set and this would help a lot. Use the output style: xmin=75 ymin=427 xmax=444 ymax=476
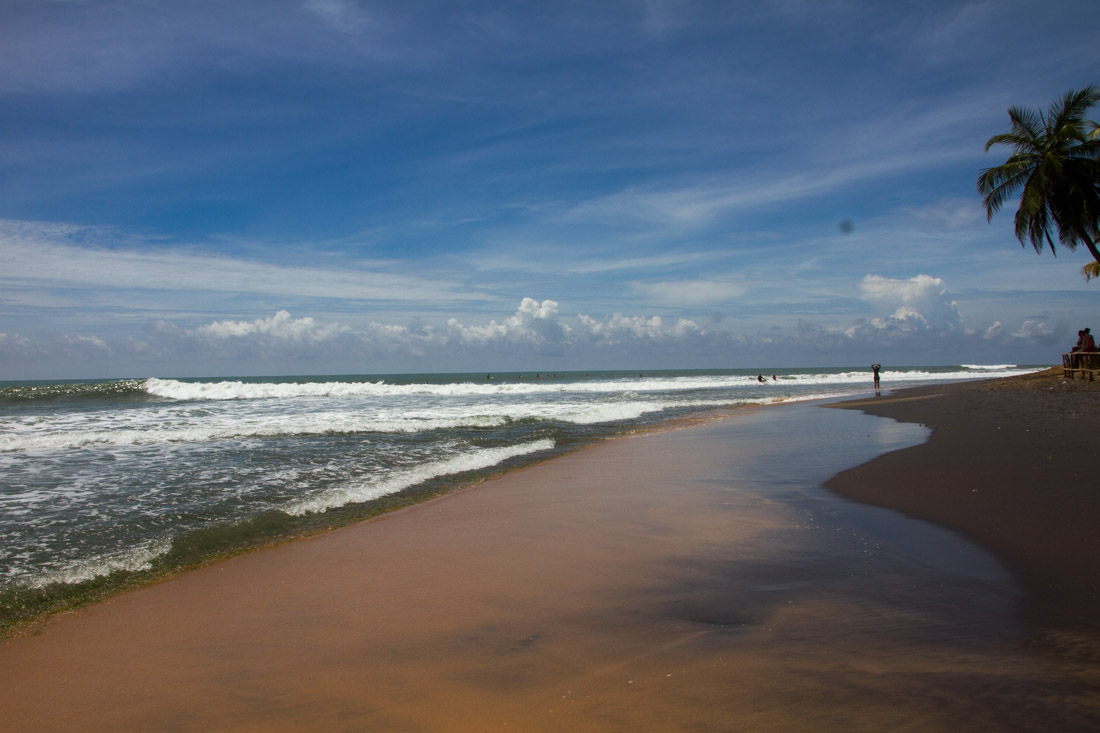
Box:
xmin=977 ymin=86 xmax=1100 ymax=278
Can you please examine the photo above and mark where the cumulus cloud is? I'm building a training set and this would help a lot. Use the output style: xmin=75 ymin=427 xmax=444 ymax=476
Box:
xmin=196 ymin=310 xmax=350 ymax=343
xmin=92 ymin=298 xmax=713 ymax=369
xmin=1006 ymin=319 xmax=1061 ymax=344
xmin=859 ymin=274 xmax=962 ymax=331
xmin=577 ymin=312 xmax=703 ymax=345
xmin=64 ymin=334 xmax=112 ymax=352
xmin=0 ymin=292 xmax=1073 ymax=379
xmin=0 ymin=332 xmax=35 ymax=355
xmin=449 ymin=298 xmax=571 ymax=352
xmin=436 ymin=298 xmax=708 ymax=358
xmin=187 ymin=301 xmax=568 ymax=362
xmin=180 ymin=310 xmax=358 ymax=362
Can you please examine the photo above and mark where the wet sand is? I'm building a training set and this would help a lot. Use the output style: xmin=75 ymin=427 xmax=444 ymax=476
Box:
xmin=826 ymin=367 xmax=1100 ymax=631
xmin=2 ymin=377 xmax=1099 ymax=731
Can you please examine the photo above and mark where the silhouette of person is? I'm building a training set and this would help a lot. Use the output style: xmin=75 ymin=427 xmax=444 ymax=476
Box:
xmin=871 ymin=363 xmax=881 ymax=390
xmin=1083 ymin=329 xmax=1097 ymax=369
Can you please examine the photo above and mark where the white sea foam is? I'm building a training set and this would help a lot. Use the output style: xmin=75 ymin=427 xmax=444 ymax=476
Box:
xmin=283 ymin=438 xmax=554 ymax=516
xmin=6 ymin=367 xmax=1044 ymax=455
xmin=769 ymin=367 xmax=1038 ymax=384
xmin=0 ymin=413 xmax=512 ymax=453
xmin=143 ymin=376 xmax=739 ymax=401
xmin=23 ymin=538 xmax=171 ymax=588
xmin=142 ymin=368 xmax=1042 ymax=403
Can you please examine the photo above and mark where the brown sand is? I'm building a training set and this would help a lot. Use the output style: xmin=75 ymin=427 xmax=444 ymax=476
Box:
xmin=826 ymin=367 xmax=1100 ymax=631
xmin=2 ymin=378 xmax=1099 ymax=731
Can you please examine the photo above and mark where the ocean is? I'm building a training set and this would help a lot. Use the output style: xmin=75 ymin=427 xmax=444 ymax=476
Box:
xmin=0 ymin=364 xmax=1038 ymax=628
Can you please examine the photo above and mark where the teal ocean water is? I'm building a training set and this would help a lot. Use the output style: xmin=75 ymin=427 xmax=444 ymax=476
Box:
xmin=0 ymin=365 xmax=1039 ymax=624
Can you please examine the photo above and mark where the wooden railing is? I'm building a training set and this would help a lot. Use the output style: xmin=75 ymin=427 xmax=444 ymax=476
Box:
xmin=1062 ymin=352 xmax=1100 ymax=380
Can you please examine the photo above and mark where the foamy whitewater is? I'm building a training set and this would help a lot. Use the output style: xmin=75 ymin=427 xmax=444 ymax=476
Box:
xmin=0 ymin=366 xmax=1039 ymax=600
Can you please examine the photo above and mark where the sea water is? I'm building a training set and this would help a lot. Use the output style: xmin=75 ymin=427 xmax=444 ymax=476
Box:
xmin=0 ymin=365 xmax=1038 ymax=623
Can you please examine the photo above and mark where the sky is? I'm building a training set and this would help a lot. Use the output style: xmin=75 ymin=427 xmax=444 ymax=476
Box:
xmin=1 ymin=0 xmax=1098 ymax=379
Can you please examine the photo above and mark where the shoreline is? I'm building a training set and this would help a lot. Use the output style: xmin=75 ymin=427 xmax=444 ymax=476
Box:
xmin=0 ymin=402 xmax=766 ymax=639
xmin=0 ymin=365 xmax=1044 ymax=639
xmin=2 ymin=371 xmax=1099 ymax=729
xmin=825 ymin=367 xmax=1100 ymax=632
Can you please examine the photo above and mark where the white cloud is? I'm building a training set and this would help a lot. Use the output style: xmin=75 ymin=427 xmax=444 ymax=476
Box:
xmin=859 ymin=274 xmax=963 ymax=331
xmin=195 ymin=310 xmax=350 ymax=343
xmin=555 ymin=93 xmax=992 ymax=236
xmin=0 ymin=289 xmax=1076 ymax=379
xmin=562 ymin=177 xmax=824 ymax=231
xmin=159 ymin=298 xmax=700 ymax=365
xmin=901 ymin=198 xmax=987 ymax=232
xmin=0 ymin=219 xmax=484 ymax=305
xmin=577 ymin=312 xmax=703 ymax=345
xmin=447 ymin=298 xmax=572 ymax=352
xmin=0 ymin=332 xmax=34 ymax=353
xmin=631 ymin=279 xmax=745 ymax=305
xmin=908 ymin=1 xmax=999 ymax=62
xmin=1007 ymin=319 xmax=1060 ymax=344
xmin=0 ymin=0 xmax=404 ymax=94
xmin=983 ymin=321 xmax=1004 ymax=340
xmin=473 ymin=247 xmax=723 ymax=276
xmin=64 ymin=334 xmax=111 ymax=352
xmin=303 ymin=0 xmax=374 ymax=34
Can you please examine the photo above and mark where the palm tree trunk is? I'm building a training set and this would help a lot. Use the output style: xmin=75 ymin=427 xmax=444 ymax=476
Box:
xmin=1079 ymin=231 xmax=1100 ymax=280
xmin=1086 ymin=237 xmax=1100 ymax=263
xmin=1081 ymin=231 xmax=1100 ymax=263
xmin=1072 ymin=222 xmax=1100 ymax=263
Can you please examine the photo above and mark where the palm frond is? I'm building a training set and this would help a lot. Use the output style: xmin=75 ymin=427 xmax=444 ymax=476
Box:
xmin=980 ymin=86 xmax=1100 ymax=260
xmin=977 ymin=162 xmax=1032 ymax=218
xmin=987 ymin=106 xmax=1043 ymax=152
xmin=1065 ymin=139 xmax=1100 ymax=161
xmin=1052 ymin=86 xmax=1100 ymax=127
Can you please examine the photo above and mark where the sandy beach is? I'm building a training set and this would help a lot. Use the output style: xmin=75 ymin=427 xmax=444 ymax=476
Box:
xmin=827 ymin=367 xmax=1100 ymax=630
xmin=2 ymin=369 xmax=1099 ymax=731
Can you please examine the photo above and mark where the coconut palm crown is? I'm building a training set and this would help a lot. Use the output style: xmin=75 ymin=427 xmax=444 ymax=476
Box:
xmin=977 ymin=86 xmax=1100 ymax=277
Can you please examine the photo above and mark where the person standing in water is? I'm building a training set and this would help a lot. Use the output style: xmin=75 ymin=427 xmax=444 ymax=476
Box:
xmin=871 ymin=363 xmax=881 ymax=390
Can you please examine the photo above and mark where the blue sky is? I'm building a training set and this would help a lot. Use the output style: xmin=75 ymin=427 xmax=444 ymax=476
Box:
xmin=1 ymin=0 xmax=1098 ymax=379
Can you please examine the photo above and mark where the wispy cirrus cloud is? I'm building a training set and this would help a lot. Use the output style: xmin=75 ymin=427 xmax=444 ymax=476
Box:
xmin=303 ymin=0 xmax=375 ymax=35
xmin=0 ymin=0 xmax=425 ymax=94
xmin=0 ymin=219 xmax=486 ymax=306
xmin=630 ymin=279 xmax=746 ymax=306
